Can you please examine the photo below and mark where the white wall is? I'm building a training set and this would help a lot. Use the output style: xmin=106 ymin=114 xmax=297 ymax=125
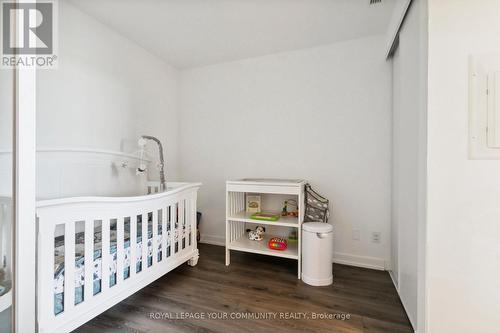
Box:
xmin=36 ymin=1 xmax=179 ymax=199
xmin=426 ymin=1 xmax=500 ymax=332
xmin=390 ymin=0 xmax=428 ymax=330
xmin=179 ymin=36 xmax=392 ymax=269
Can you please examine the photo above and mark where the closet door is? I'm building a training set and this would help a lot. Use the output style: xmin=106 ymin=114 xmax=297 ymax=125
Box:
xmin=0 ymin=68 xmax=14 ymax=331
xmin=390 ymin=0 xmax=425 ymax=328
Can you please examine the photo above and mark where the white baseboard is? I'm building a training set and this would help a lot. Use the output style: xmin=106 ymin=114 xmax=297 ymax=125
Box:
xmin=333 ymin=252 xmax=386 ymax=271
xmin=400 ymin=296 xmax=416 ymax=332
xmin=387 ymin=270 xmax=416 ymax=332
xmin=200 ymin=234 xmax=225 ymax=246
xmin=200 ymin=234 xmax=387 ymax=271
xmin=388 ymin=269 xmax=399 ymax=290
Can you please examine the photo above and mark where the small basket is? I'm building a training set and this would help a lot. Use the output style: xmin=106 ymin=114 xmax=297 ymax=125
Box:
xmin=304 ymin=184 xmax=330 ymax=223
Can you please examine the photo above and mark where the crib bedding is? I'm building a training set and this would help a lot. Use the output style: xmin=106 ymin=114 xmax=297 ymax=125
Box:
xmin=53 ymin=223 xmax=190 ymax=315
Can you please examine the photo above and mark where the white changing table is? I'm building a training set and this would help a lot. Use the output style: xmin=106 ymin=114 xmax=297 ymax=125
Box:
xmin=225 ymin=178 xmax=305 ymax=279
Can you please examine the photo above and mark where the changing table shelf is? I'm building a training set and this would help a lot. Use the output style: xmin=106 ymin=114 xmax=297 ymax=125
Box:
xmin=225 ymin=178 xmax=305 ymax=279
xmin=227 ymin=210 xmax=299 ymax=228
xmin=228 ymin=234 xmax=299 ymax=259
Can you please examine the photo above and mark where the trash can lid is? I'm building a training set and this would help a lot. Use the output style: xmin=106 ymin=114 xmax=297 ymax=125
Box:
xmin=303 ymin=222 xmax=333 ymax=233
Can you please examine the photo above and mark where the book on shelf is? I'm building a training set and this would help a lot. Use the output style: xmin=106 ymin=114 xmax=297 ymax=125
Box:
xmin=246 ymin=195 xmax=261 ymax=213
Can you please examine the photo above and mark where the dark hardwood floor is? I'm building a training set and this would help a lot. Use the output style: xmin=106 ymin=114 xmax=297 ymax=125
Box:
xmin=76 ymin=244 xmax=412 ymax=333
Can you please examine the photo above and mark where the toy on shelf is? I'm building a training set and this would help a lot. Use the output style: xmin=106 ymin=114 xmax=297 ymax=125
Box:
xmin=268 ymin=237 xmax=288 ymax=251
xmin=281 ymin=199 xmax=299 ymax=217
xmin=288 ymin=230 xmax=298 ymax=243
xmin=246 ymin=226 xmax=266 ymax=241
xmin=250 ymin=212 xmax=280 ymax=221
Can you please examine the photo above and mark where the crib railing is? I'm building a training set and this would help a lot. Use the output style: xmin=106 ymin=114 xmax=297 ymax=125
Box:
xmin=36 ymin=183 xmax=200 ymax=333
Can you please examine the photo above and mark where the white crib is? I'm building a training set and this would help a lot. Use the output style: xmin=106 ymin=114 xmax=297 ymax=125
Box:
xmin=36 ymin=182 xmax=201 ymax=333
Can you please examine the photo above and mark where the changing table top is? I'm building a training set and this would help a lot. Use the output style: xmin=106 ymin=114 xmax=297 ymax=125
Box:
xmin=229 ymin=178 xmax=305 ymax=186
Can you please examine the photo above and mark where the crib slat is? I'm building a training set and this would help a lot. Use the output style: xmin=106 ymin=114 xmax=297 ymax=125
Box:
xmin=152 ymin=210 xmax=158 ymax=265
xmin=101 ymin=218 xmax=110 ymax=292
xmin=84 ymin=219 xmax=93 ymax=303
xmin=171 ymin=206 xmax=176 ymax=255
xmin=186 ymin=197 xmax=192 ymax=248
xmin=161 ymin=208 xmax=167 ymax=259
xmin=185 ymin=198 xmax=189 ymax=247
xmin=37 ymin=215 xmax=56 ymax=325
xmin=183 ymin=198 xmax=189 ymax=250
xmin=168 ymin=206 xmax=173 ymax=256
xmin=130 ymin=215 xmax=137 ymax=279
xmin=179 ymin=199 xmax=185 ymax=251
xmin=116 ymin=217 xmax=125 ymax=285
xmin=141 ymin=213 xmax=147 ymax=270
xmin=190 ymin=193 xmax=197 ymax=248
xmin=64 ymin=221 xmax=76 ymax=311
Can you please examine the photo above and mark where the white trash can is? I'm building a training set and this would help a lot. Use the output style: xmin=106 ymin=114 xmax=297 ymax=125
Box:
xmin=302 ymin=222 xmax=334 ymax=286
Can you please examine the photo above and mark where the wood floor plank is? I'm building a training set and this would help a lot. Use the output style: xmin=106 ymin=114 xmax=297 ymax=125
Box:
xmin=75 ymin=244 xmax=412 ymax=333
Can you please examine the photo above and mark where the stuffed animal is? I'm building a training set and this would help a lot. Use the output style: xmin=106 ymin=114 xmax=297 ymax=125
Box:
xmin=246 ymin=226 xmax=266 ymax=241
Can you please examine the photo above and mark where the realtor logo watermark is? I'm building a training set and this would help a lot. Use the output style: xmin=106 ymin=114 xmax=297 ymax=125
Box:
xmin=1 ymin=0 xmax=58 ymax=68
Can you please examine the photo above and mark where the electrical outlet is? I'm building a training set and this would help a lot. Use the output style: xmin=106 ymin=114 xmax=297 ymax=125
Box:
xmin=352 ymin=229 xmax=360 ymax=240
xmin=371 ymin=232 xmax=381 ymax=243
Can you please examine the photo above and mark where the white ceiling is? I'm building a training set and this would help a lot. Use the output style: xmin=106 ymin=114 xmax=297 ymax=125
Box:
xmin=69 ymin=0 xmax=396 ymax=69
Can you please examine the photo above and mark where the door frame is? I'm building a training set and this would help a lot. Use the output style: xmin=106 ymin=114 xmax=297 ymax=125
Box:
xmin=11 ymin=0 xmax=37 ymax=330
xmin=13 ymin=64 xmax=36 ymax=333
